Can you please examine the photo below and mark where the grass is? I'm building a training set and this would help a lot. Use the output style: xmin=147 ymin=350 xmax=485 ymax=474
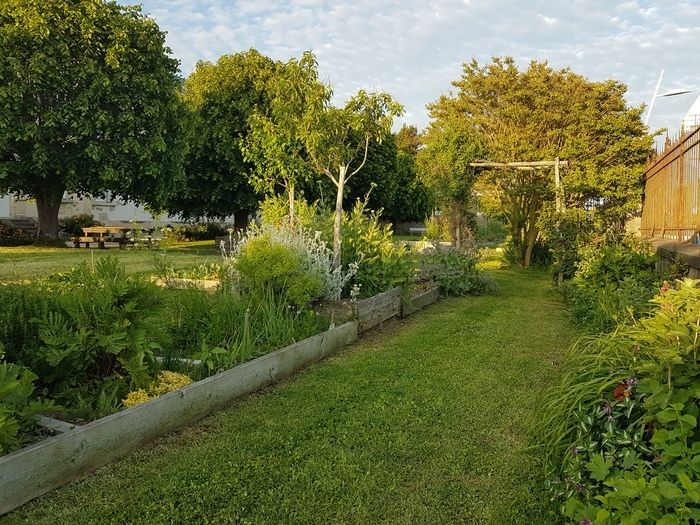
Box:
xmin=0 ymin=242 xmax=218 ymax=282
xmin=3 ymin=263 xmax=579 ymax=524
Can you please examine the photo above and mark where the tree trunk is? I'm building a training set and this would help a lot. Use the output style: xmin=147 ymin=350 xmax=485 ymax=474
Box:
xmin=522 ymin=196 xmax=541 ymax=268
xmin=233 ymin=210 xmax=248 ymax=230
xmin=332 ymin=166 xmax=346 ymax=269
xmin=288 ymin=182 xmax=295 ymax=222
xmin=455 ymin=219 xmax=462 ymax=250
xmin=35 ymin=188 xmax=64 ymax=238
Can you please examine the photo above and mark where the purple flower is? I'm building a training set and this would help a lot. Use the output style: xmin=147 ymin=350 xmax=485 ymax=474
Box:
xmin=571 ymin=446 xmax=579 ymax=456
xmin=574 ymin=483 xmax=585 ymax=493
xmin=580 ymin=519 xmax=592 ymax=525
xmin=602 ymin=403 xmax=612 ymax=415
xmin=625 ymin=377 xmax=639 ymax=387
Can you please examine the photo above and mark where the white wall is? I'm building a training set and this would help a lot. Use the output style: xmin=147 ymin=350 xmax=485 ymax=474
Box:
xmin=0 ymin=195 xmax=9 ymax=217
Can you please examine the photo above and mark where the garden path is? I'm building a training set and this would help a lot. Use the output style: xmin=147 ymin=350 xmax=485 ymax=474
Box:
xmin=8 ymin=265 xmax=579 ymax=525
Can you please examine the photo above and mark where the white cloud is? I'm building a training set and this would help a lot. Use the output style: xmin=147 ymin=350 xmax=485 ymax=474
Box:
xmin=132 ymin=0 xmax=700 ymax=134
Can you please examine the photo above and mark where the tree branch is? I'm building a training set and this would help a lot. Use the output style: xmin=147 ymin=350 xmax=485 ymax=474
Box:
xmin=347 ymin=135 xmax=370 ymax=181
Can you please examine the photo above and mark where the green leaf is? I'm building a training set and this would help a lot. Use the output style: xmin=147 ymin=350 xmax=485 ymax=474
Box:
xmin=657 ymin=481 xmax=683 ymax=500
xmin=587 ymin=454 xmax=613 ymax=482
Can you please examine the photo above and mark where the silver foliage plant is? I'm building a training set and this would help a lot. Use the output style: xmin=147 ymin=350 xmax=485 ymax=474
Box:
xmin=220 ymin=223 xmax=358 ymax=301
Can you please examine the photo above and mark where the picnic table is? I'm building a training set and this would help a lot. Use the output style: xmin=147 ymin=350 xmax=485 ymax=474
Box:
xmin=73 ymin=226 xmax=154 ymax=249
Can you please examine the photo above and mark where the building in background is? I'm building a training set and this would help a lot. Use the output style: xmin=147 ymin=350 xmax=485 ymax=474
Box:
xmin=682 ymin=95 xmax=700 ymax=133
xmin=0 ymin=193 xmax=160 ymax=225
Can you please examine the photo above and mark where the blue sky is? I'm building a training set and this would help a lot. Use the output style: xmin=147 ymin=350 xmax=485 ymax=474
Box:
xmin=133 ymin=0 xmax=700 ymax=137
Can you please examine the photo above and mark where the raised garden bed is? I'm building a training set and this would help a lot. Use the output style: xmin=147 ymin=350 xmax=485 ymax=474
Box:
xmin=1 ymin=284 xmax=442 ymax=515
xmin=0 ymin=322 xmax=357 ymax=515
xmin=400 ymin=284 xmax=440 ymax=318
xmin=315 ymin=287 xmax=403 ymax=332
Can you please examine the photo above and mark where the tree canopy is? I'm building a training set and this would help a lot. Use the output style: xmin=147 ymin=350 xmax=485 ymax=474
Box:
xmin=244 ymin=51 xmax=403 ymax=267
xmin=0 ymin=0 xmax=187 ymax=236
xmin=427 ymin=57 xmax=652 ymax=264
xmin=165 ymin=50 xmax=281 ymax=226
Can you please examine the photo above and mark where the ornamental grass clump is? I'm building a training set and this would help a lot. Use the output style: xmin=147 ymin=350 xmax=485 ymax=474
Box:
xmin=536 ymin=279 xmax=700 ymax=524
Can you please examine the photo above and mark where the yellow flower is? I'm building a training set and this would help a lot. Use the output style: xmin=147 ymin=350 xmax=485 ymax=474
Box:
xmin=122 ymin=389 xmax=151 ymax=408
xmin=149 ymin=371 xmax=193 ymax=396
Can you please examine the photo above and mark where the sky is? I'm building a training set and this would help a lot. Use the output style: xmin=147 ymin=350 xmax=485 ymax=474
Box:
xmin=133 ymin=0 xmax=700 ymax=139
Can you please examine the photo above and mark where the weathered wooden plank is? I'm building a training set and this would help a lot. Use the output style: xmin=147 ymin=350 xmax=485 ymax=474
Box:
xmin=400 ymin=285 xmax=440 ymax=318
xmin=0 ymin=321 xmax=358 ymax=515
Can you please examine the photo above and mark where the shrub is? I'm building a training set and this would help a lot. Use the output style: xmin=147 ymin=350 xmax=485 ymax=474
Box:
xmin=0 ymin=348 xmax=54 ymax=455
xmin=341 ymin=201 xmax=415 ymax=298
xmin=259 ymin=194 xmax=319 ymax=230
xmin=29 ymin=258 xmax=167 ymax=411
xmin=502 ymin=239 xmax=553 ymax=268
xmin=0 ymin=223 xmax=34 ymax=246
xmin=58 ymin=214 xmax=100 ymax=236
xmin=235 ymin=233 xmax=323 ymax=306
xmin=567 ymin=237 xmax=659 ymax=332
xmin=420 ymin=245 xmax=494 ymax=297
xmin=164 ymin=222 xmax=228 ymax=242
xmin=228 ymin=223 xmax=355 ymax=302
xmin=537 ymin=279 xmax=700 ymax=524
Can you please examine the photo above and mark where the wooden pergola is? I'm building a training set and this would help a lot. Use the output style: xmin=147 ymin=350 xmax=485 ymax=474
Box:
xmin=468 ymin=157 xmax=568 ymax=212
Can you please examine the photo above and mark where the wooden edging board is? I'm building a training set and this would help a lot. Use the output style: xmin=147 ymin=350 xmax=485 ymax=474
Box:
xmin=400 ymin=285 xmax=440 ymax=318
xmin=0 ymin=321 xmax=358 ymax=515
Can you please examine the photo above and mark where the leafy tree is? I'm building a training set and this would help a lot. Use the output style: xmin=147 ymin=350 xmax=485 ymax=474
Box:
xmin=428 ymin=57 xmax=652 ymax=266
xmin=244 ymin=51 xmax=403 ymax=268
xmin=166 ymin=50 xmax=281 ymax=226
xmin=386 ymin=125 xmax=433 ymax=224
xmin=0 ymin=0 xmax=187 ymax=237
xmin=418 ymin=117 xmax=484 ymax=248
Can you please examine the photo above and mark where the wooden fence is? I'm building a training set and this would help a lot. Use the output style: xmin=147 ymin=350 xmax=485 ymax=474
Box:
xmin=641 ymin=126 xmax=700 ymax=241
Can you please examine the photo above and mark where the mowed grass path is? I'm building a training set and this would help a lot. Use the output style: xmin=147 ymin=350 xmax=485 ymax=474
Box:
xmin=5 ymin=266 xmax=578 ymax=524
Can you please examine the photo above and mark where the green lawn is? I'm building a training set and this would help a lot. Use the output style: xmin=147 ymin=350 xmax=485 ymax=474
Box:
xmin=4 ymin=264 xmax=578 ymax=524
xmin=0 ymin=242 xmax=218 ymax=282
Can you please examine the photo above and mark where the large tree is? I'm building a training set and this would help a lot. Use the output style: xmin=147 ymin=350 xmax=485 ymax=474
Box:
xmin=244 ymin=52 xmax=403 ymax=268
xmin=428 ymin=57 xmax=652 ymax=266
xmin=168 ymin=50 xmax=281 ymax=226
xmin=0 ymin=0 xmax=187 ymax=237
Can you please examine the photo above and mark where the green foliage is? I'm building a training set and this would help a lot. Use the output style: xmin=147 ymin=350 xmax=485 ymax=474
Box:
xmin=164 ymin=287 xmax=326 ymax=378
xmin=420 ymin=246 xmax=494 ymax=297
xmin=0 ymin=0 xmax=187 ymax=236
xmin=567 ymin=237 xmax=659 ymax=332
xmin=476 ymin=217 xmax=508 ymax=243
xmin=235 ymin=234 xmax=323 ymax=306
xmin=259 ymin=195 xmax=319 ymax=230
xmin=537 ymin=279 xmax=700 ymax=524
xmin=243 ymin=50 xmax=403 ymax=267
xmin=502 ymin=239 xmax=553 ymax=268
xmin=163 ymin=222 xmax=228 ymax=242
xmin=0 ymin=350 xmax=53 ymax=455
xmin=538 ymin=206 xmax=594 ymax=279
xmin=340 ymin=201 xmax=415 ymax=298
xmin=31 ymin=258 xmax=165 ymax=411
xmin=427 ymin=57 xmax=653 ymax=266
xmin=418 ymin=117 xmax=484 ymax=247
xmin=168 ymin=50 xmax=280 ymax=220
xmin=58 ymin=214 xmax=101 ymax=236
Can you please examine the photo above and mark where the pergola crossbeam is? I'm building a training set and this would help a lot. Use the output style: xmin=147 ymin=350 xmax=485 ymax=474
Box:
xmin=467 ymin=160 xmax=569 ymax=168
